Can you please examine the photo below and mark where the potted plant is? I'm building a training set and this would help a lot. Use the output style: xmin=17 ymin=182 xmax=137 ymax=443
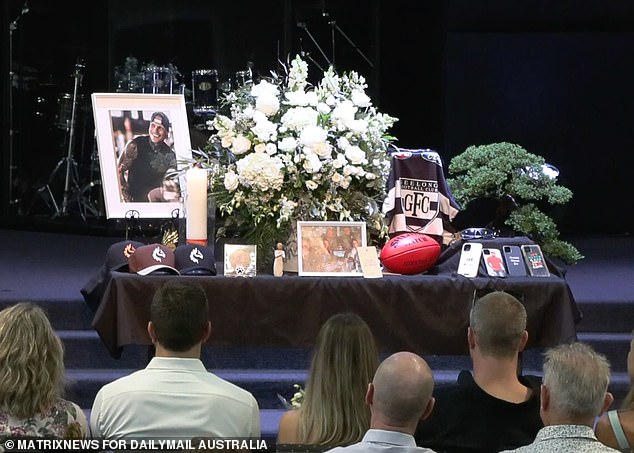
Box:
xmin=447 ymin=142 xmax=582 ymax=263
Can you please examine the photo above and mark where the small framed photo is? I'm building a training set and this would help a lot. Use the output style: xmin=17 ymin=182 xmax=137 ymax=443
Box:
xmin=224 ymin=244 xmax=257 ymax=277
xmin=297 ymin=221 xmax=367 ymax=277
xmin=91 ymin=93 xmax=193 ymax=218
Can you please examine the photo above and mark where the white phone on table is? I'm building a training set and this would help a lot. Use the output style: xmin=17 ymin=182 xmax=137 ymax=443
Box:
xmin=457 ymin=242 xmax=483 ymax=278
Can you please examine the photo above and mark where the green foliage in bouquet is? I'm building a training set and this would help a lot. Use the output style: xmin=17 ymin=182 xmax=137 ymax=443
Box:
xmin=195 ymin=55 xmax=398 ymax=264
xmin=447 ymin=142 xmax=583 ymax=263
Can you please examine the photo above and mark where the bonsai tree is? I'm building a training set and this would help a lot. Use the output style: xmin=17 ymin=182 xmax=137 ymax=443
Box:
xmin=447 ymin=142 xmax=583 ymax=263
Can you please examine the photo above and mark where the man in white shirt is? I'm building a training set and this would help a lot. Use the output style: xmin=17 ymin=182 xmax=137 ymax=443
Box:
xmin=326 ymin=351 xmax=437 ymax=453
xmin=90 ymin=280 xmax=260 ymax=439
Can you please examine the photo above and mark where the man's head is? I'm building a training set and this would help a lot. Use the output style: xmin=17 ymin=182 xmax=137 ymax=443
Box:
xmin=469 ymin=291 xmax=527 ymax=359
xmin=540 ymin=342 xmax=613 ymax=426
xmin=366 ymin=352 xmax=435 ymax=434
xmin=148 ymin=280 xmax=210 ymax=353
xmin=148 ymin=112 xmax=170 ymax=144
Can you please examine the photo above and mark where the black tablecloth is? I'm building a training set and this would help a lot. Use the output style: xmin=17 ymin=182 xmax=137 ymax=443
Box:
xmin=89 ymin=237 xmax=581 ymax=358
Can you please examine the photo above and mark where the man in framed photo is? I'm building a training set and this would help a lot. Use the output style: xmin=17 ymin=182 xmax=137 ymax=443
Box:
xmin=117 ymin=111 xmax=178 ymax=202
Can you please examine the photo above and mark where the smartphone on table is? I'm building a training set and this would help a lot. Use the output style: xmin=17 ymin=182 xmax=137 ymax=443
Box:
xmin=521 ymin=244 xmax=550 ymax=277
xmin=457 ymin=242 xmax=483 ymax=278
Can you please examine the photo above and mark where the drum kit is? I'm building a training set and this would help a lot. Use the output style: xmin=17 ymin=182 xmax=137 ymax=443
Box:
xmin=117 ymin=63 xmax=254 ymax=116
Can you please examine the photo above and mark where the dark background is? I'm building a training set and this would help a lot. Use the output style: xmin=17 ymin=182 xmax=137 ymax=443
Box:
xmin=2 ymin=0 xmax=633 ymax=235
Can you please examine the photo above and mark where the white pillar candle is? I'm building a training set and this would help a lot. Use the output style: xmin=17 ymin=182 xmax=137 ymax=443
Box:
xmin=186 ymin=167 xmax=208 ymax=246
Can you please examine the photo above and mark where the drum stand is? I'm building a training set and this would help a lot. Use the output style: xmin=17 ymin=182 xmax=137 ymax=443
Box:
xmin=36 ymin=60 xmax=92 ymax=220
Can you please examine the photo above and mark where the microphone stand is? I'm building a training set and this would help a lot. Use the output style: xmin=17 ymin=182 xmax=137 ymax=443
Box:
xmin=58 ymin=60 xmax=85 ymax=217
xmin=8 ymin=1 xmax=30 ymax=209
xmin=329 ymin=19 xmax=374 ymax=68
xmin=297 ymin=22 xmax=332 ymax=69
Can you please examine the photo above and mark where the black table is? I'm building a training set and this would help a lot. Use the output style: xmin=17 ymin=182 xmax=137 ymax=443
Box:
xmin=90 ymin=237 xmax=581 ymax=358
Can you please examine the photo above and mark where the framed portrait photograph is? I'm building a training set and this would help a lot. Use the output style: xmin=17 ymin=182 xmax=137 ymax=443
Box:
xmin=297 ymin=221 xmax=367 ymax=277
xmin=91 ymin=93 xmax=193 ymax=218
xmin=224 ymin=244 xmax=257 ymax=277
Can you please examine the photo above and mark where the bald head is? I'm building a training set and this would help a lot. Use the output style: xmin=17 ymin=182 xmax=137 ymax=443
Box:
xmin=371 ymin=352 xmax=435 ymax=427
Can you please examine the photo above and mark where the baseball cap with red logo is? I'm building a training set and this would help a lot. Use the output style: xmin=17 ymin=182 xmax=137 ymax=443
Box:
xmin=129 ymin=244 xmax=180 ymax=275
xmin=106 ymin=240 xmax=145 ymax=272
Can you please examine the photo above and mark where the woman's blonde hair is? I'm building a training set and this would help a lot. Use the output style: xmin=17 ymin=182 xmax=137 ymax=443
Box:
xmin=0 ymin=302 xmax=65 ymax=418
xmin=298 ymin=312 xmax=379 ymax=447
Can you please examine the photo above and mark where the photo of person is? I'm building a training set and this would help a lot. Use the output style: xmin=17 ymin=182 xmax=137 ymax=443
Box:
xmin=111 ymin=110 xmax=179 ymax=203
xmin=297 ymin=222 xmax=366 ymax=276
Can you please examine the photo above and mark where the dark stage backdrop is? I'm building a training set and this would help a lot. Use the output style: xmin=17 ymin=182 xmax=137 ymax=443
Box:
xmin=2 ymin=0 xmax=633 ymax=235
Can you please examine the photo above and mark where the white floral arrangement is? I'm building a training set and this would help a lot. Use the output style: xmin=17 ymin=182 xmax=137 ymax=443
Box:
xmin=200 ymin=55 xmax=398 ymax=259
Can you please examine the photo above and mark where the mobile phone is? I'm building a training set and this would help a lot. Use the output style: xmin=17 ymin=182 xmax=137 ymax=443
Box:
xmin=521 ymin=244 xmax=551 ymax=277
xmin=482 ymin=248 xmax=506 ymax=277
xmin=457 ymin=242 xmax=483 ymax=278
xmin=502 ymin=245 xmax=528 ymax=277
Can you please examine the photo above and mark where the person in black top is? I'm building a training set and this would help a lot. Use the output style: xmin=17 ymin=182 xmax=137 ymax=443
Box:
xmin=415 ymin=291 xmax=543 ymax=453
xmin=118 ymin=111 xmax=177 ymax=202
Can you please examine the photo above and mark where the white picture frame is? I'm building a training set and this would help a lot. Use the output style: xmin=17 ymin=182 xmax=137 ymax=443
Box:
xmin=91 ymin=93 xmax=192 ymax=218
xmin=224 ymin=244 xmax=257 ymax=277
xmin=297 ymin=221 xmax=367 ymax=277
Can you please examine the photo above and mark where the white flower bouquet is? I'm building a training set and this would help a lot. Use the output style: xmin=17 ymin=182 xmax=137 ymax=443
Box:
xmin=200 ymin=55 xmax=398 ymax=263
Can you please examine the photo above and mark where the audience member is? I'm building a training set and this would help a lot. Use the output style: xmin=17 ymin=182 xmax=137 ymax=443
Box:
xmin=0 ymin=302 xmax=88 ymax=438
xmin=500 ymin=342 xmax=618 ymax=452
xmin=277 ymin=313 xmax=379 ymax=447
xmin=415 ymin=291 xmax=542 ymax=453
xmin=90 ymin=281 xmax=260 ymax=439
xmin=595 ymin=330 xmax=634 ymax=451
xmin=325 ymin=351 xmax=437 ymax=453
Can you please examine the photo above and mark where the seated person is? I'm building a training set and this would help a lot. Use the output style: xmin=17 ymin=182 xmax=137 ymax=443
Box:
xmin=90 ymin=281 xmax=260 ymax=438
xmin=500 ymin=342 xmax=615 ymax=452
xmin=325 ymin=352 xmax=437 ymax=453
xmin=0 ymin=303 xmax=88 ymax=438
xmin=277 ymin=313 xmax=379 ymax=448
xmin=595 ymin=330 xmax=634 ymax=451
xmin=415 ymin=291 xmax=542 ymax=453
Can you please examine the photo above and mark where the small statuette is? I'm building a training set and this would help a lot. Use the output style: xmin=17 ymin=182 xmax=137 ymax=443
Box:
xmin=273 ymin=242 xmax=285 ymax=277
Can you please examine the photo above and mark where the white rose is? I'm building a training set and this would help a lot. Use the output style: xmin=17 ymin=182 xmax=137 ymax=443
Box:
xmin=302 ymin=152 xmax=322 ymax=174
xmin=340 ymin=177 xmax=351 ymax=189
xmin=312 ymin=142 xmax=331 ymax=159
xmin=305 ymin=180 xmax=318 ymax=191
xmin=278 ymin=137 xmax=298 ymax=152
xmin=221 ymin=136 xmax=233 ymax=148
xmin=299 ymin=125 xmax=328 ymax=146
xmin=351 ymin=90 xmax=371 ymax=107
xmin=337 ymin=136 xmax=351 ymax=151
xmin=345 ymin=145 xmax=366 ymax=165
xmin=256 ymin=92 xmax=280 ymax=116
xmin=333 ymin=153 xmax=346 ymax=169
xmin=224 ymin=170 xmax=239 ymax=192
xmin=254 ymin=143 xmax=267 ymax=153
xmin=232 ymin=135 xmax=252 ymax=155
xmin=332 ymin=173 xmax=343 ymax=184
xmin=317 ymin=102 xmax=331 ymax=114
xmin=348 ymin=119 xmax=368 ymax=135
xmin=266 ymin=143 xmax=277 ymax=155
xmin=251 ymin=79 xmax=279 ymax=97
xmin=331 ymin=100 xmax=357 ymax=129
xmin=285 ymin=90 xmax=313 ymax=106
